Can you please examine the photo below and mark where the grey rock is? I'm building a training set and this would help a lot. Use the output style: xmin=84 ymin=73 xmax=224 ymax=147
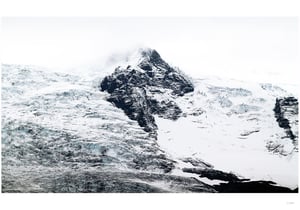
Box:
xmin=274 ymin=97 xmax=298 ymax=141
xmin=100 ymin=48 xmax=194 ymax=134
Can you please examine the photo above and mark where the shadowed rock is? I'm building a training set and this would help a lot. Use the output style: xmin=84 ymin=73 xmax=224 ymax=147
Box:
xmin=214 ymin=181 xmax=296 ymax=193
xmin=100 ymin=48 xmax=194 ymax=134
xmin=182 ymin=168 xmax=241 ymax=182
xmin=274 ymin=97 xmax=298 ymax=141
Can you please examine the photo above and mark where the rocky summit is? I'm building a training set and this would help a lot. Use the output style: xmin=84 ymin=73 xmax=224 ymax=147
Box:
xmin=100 ymin=49 xmax=194 ymax=135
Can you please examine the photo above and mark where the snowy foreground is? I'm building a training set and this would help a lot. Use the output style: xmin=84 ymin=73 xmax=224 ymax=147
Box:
xmin=1 ymin=49 xmax=298 ymax=192
xmin=156 ymin=77 xmax=298 ymax=189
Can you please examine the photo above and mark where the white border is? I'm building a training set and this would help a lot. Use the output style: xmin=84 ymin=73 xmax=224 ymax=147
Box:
xmin=0 ymin=0 xmax=299 ymax=17
xmin=0 ymin=0 xmax=299 ymax=210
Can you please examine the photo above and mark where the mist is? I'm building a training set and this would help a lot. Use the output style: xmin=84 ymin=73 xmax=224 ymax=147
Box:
xmin=1 ymin=17 xmax=298 ymax=84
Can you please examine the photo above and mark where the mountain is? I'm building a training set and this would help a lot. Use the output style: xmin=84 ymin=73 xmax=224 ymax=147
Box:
xmin=100 ymin=48 xmax=194 ymax=135
xmin=1 ymin=48 xmax=298 ymax=192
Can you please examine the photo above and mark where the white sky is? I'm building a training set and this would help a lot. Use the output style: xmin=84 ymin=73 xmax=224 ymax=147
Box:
xmin=1 ymin=17 xmax=298 ymax=84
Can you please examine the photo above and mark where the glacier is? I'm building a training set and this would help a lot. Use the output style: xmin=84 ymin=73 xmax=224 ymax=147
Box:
xmin=1 ymin=48 xmax=298 ymax=192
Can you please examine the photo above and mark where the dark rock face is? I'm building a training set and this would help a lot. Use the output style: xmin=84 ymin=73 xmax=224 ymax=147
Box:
xmin=214 ymin=181 xmax=296 ymax=193
xmin=274 ymin=97 xmax=298 ymax=141
xmin=148 ymin=98 xmax=182 ymax=120
xmin=182 ymin=167 xmax=297 ymax=193
xmin=137 ymin=49 xmax=194 ymax=96
xmin=106 ymin=86 xmax=157 ymax=133
xmin=181 ymin=157 xmax=213 ymax=168
xmin=182 ymin=168 xmax=241 ymax=182
xmin=100 ymin=49 xmax=194 ymax=134
xmin=101 ymin=49 xmax=194 ymax=96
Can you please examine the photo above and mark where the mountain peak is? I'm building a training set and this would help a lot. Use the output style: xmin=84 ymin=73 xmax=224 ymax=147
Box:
xmin=100 ymin=47 xmax=194 ymax=133
xmin=137 ymin=48 xmax=168 ymax=70
xmin=108 ymin=47 xmax=168 ymax=72
xmin=101 ymin=47 xmax=194 ymax=96
xmin=138 ymin=48 xmax=160 ymax=61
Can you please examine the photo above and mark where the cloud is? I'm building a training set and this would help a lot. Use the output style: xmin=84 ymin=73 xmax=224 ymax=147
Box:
xmin=1 ymin=17 xmax=298 ymax=84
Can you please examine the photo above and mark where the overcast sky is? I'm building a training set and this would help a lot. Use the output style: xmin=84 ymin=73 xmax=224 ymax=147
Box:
xmin=1 ymin=17 xmax=298 ymax=84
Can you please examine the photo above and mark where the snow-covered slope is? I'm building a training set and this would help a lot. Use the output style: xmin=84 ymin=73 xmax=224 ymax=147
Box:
xmin=1 ymin=48 xmax=298 ymax=192
xmin=100 ymin=48 xmax=298 ymax=190
xmin=156 ymin=77 xmax=298 ymax=189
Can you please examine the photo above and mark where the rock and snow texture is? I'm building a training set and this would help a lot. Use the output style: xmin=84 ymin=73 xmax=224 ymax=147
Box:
xmin=100 ymin=49 xmax=298 ymax=190
xmin=100 ymin=48 xmax=194 ymax=135
xmin=156 ymin=78 xmax=298 ymax=189
xmin=1 ymin=64 xmax=213 ymax=193
xmin=274 ymin=97 xmax=298 ymax=145
xmin=1 ymin=48 xmax=298 ymax=192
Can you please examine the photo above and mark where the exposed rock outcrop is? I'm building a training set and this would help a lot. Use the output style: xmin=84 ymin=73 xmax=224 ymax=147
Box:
xmin=182 ymin=168 xmax=241 ymax=182
xmin=274 ymin=97 xmax=298 ymax=142
xmin=100 ymin=48 xmax=194 ymax=135
xmin=214 ymin=180 xmax=296 ymax=193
